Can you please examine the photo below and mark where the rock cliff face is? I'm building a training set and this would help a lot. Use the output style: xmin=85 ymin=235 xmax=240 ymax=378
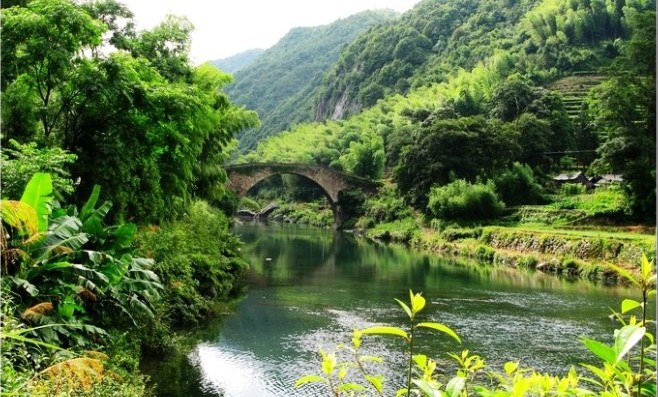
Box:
xmin=315 ymin=90 xmax=362 ymax=121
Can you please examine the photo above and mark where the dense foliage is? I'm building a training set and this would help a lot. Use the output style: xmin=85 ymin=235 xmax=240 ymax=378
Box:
xmin=225 ymin=9 xmax=399 ymax=152
xmin=1 ymin=0 xmax=256 ymax=395
xmin=427 ymin=180 xmax=505 ymax=222
xmin=134 ymin=201 xmax=246 ymax=328
xmin=1 ymin=173 xmax=160 ymax=395
xmin=1 ymin=0 xmax=259 ymax=222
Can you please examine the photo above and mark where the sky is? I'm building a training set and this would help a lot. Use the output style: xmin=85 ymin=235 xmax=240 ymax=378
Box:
xmin=119 ymin=0 xmax=421 ymax=64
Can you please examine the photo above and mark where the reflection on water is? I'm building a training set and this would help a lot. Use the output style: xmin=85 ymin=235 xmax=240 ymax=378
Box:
xmin=145 ymin=223 xmax=649 ymax=397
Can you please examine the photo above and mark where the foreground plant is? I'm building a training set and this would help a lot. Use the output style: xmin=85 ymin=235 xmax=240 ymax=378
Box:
xmin=1 ymin=173 xmax=161 ymax=395
xmin=296 ymin=290 xmax=461 ymax=396
xmin=297 ymin=257 xmax=656 ymax=396
xmin=579 ymin=255 xmax=656 ymax=397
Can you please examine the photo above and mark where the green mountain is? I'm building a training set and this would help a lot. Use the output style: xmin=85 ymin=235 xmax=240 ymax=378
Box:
xmin=225 ymin=9 xmax=400 ymax=152
xmin=237 ymin=0 xmax=655 ymax=219
xmin=314 ymin=0 xmax=627 ymax=121
xmin=209 ymin=48 xmax=265 ymax=74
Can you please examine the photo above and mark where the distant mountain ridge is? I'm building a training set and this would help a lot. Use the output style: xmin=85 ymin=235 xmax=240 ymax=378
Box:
xmin=209 ymin=48 xmax=265 ymax=74
xmin=224 ymin=9 xmax=400 ymax=152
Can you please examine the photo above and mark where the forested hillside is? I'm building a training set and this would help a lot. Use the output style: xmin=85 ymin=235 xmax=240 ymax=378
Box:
xmin=314 ymin=0 xmax=642 ymax=120
xmin=224 ymin=9 xmax=399 ymax=152
xmin=209 ymin=48 xmax=265 ymax=73
xmin=239 ymin=0 xmax=656 ymax=221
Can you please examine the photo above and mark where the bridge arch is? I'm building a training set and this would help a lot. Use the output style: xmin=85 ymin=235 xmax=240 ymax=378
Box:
xmin=224 ymin=163 xmax=379 ymax=227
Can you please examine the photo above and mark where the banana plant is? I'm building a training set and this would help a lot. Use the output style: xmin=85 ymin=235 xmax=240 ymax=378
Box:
xmin=1 ymin=173 xmax=162 ymax=347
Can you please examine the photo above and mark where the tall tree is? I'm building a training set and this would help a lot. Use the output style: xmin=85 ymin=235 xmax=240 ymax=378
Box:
xmin=588 ymin=9 xmax=655 ymax=220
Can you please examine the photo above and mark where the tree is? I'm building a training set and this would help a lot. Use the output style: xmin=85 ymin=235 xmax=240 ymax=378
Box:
xmin=0 ymin=140 xmax=77 ymax=200
xmin=489 ymin=74 xmax=536 ymax=122
xmin=127 ymin=14 xmax=195 ymax=82
xmin=80 ymin=0 xmax=136 ymax=51
xmin=1 ymin=0 xmax=104 ymax=140
xmin=3 ymin=0 xmax=257 ymax=223
xmin=494 ymin=162 xmax=545 ymax=206
xmin=394 ymin=116 xmax=514 ymax=209
xmin=191 ymin=64 xmax=260 ymax=206
xmin=588 ymin=9 xmax=656 ymax=220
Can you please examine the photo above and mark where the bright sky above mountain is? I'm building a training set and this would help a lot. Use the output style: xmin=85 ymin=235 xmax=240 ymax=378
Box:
xmin=120 ymin=0 xmax=420 ymax=64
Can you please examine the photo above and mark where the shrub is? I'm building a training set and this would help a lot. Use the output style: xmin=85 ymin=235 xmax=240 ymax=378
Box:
xmin=494 ymin=162 xmax=545 ymax=206
xmin=135 ymin=201 xmax=246 ymax=327
xmin=427 ymin=180 xmax=504 ymax=222
xmin=363 ymin=184 xmax=411 ymax=223
xmin=561 ymin=183 xmax=586 ymax=196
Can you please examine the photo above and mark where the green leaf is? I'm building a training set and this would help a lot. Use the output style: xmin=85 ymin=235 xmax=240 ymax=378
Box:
xmin=614 ymin=325 xmax=645 ymax=363
xmin=365 ymin=374 xmax=384 ymax=394
xmin=641 ymin=381 xmax=656 ymax=397
xmin=10 ymin=277 xmax=39 ymax=297
xmin=410 ymin=291 xmax=426 ymax=314
xmin=581 ymin=338 xmax=616 ymax=364
xmin=338 ymin=383 xmax=366 ymax=392
xmin=79 ymin=185 xmax=101 ymax=221
xmin=109 ymin=223 xmax=137 ymax=249
xmin=361 ymin=326 xmax=410 ymax=342
xmin=396 ymin=298 xmax=412 ymax=319
xmin=25 ymin=261 xmax=73 ymax=280
xmin=295 ymin=375 xmax=326 ymax=387
xmin=412 ymin=379 xmax=440 ymax=397
xmin=621 ymin=299 xmax=642 ymax=314
xmin=20 ymin=173 xmax=53 ymax=232
xmin=417 ymin=322 xmax=461 ymax=343
xmin=446 ymin=376 xmax=466 ymax=397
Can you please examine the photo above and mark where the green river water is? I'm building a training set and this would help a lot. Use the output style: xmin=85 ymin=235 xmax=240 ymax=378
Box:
xmin=145 ymin=223 xmax=647 ymax=397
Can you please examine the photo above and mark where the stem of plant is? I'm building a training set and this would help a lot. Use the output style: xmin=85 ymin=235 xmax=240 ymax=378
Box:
xmin=637 ymin=287 xmax=647 ymax=397
xmin=407 ymin=325 xmax=415 ymax=397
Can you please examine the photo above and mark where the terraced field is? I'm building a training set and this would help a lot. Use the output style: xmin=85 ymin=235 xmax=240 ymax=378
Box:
xmin=547 ymin=72 xmax=608 ymax=119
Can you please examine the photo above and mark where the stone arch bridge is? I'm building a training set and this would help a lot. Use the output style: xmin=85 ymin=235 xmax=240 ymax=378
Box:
xmin=225 ymin=163 xmax=380 ymax=228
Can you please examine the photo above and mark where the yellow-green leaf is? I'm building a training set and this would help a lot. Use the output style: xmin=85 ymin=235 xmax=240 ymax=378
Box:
xmin=411 ymin=291 xmax=426 ymax=314
xmin=417 ymin=322 xmax=461 ymax=343
xmin=1 ymin=200 xmax=38 ymax=236
xmin=395 ymin=298 xmax=412 ymax=319
xmin=641 ymin=254 xmax=654 ymax=281
xmin=365 ymin=375 xmax=384 ymax=394
xmin=504 ymin=361 xmax=519 ymax=375
xmin=361 ymin=326 xmax=409 ymax=342
xmin=621 ymin=299 xmax=642 ymax=314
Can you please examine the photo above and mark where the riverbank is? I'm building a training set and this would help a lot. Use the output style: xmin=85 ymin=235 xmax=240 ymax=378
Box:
xmin=362 ymin=221 xmax=655 ymax=283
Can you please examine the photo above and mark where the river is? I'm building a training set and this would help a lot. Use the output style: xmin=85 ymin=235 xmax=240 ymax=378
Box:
xmin=145 ymin=223 xmax=645 ymax=397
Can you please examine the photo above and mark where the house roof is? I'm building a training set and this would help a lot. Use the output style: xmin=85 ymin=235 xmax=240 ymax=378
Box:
xmin=553 ymin=171 xmax=585 ymax=181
